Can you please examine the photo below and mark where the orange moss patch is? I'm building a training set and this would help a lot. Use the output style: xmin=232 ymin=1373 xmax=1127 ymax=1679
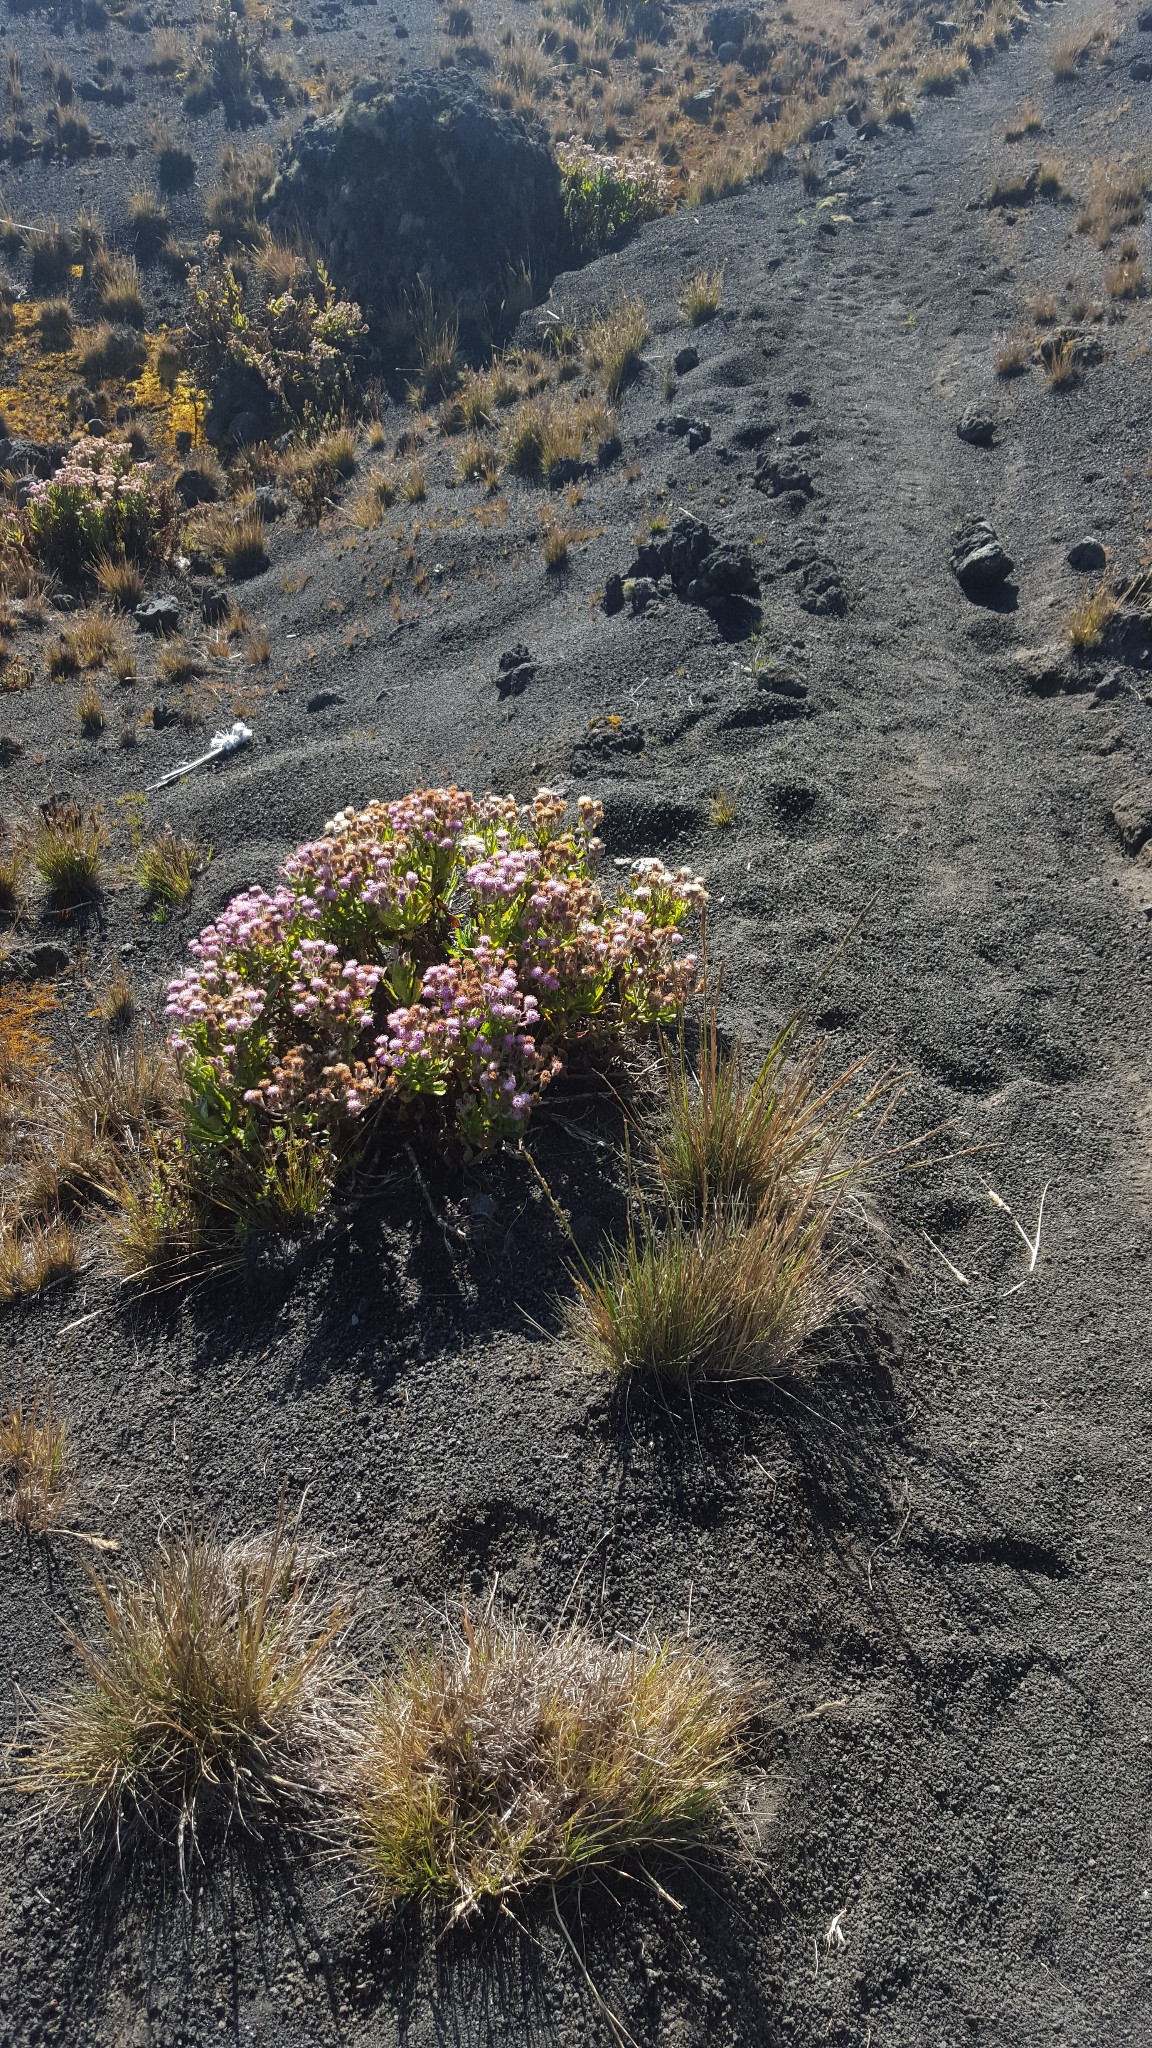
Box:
xmin=0 ymin=984 xmax=58 ymax=1090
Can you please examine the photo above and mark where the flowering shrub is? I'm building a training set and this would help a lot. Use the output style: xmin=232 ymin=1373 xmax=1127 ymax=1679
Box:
xmin=21 ymin=442 xmax=167 ymax=573
xmin=187 ymin=245 xmax=367 ymax=428
xmin=165 ymin=787 xmax=705 ymax=1204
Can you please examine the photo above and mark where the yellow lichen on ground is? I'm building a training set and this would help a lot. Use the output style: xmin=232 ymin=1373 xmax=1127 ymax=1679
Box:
xmin=0 ymin=307 xmax=205 ymax=452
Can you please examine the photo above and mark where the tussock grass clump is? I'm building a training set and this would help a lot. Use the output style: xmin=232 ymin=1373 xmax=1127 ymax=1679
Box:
xmin=0 ymin=836 xmax=26 ymax=915
xmin=93 ymin=554 xmax=144 ymax=609
xmin=36 ymin=298 xmax=73 ymax=351
xmin=77 ymin=682 xmax=104 ymax=735
xmin=567 ymin=1199 xmax=830 ymax=1384
xmin=1068 ymin=580 xmax=1118 ymax=652
xmin=220 ymin=511 xmax=269 ymax=580
xmin=27 ymin=219 xmax=75 ymax=294
xmin=138 ymin=827 xmax=207 ymax=910
xmin=20 ymin=1516 xmax=350 ymax=1866
xmin=93 ymin=253 xmax=146 ymax=328
xmin=996 ymin=334 xmax=1031 ymax=379
xmin=0 ymin=1383 xmax=67 ymax=1532
xmin=1078 ymin=160 xmax=1151 ymax=248
xmin=352 ymin=1603 xmax=747 ymax=1920
xmin=31 ymin=797 xmax=107 ymax=904
xmin=680 ymin=268 xmax=724 ymax=326
xmin=585 ymin=298 xmax=649 ymax=402
xmin=282 ymin=428 xmax=358 ymax=521
xmin=0 ymin=1218 xmax=79 ymax=1303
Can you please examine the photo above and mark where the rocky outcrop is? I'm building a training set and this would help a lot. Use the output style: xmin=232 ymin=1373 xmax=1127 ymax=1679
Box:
xmin=267 ymin=72 xmax=566 ymax=339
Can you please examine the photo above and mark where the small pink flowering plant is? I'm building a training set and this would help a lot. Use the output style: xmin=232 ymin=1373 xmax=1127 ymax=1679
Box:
xmin=20 ymin=441 xmax=168 ymax=573
xmin=165 ymin=786 xmax=705 ymax=1197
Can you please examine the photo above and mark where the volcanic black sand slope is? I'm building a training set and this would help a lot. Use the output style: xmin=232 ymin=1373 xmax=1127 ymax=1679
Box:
xmin=2 ymin=1 xmax=1152 ymax=2044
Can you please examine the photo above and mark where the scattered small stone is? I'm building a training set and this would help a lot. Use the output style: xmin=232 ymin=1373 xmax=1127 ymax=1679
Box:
xmin=0 ymin=941 xmax=70 ymax=983
xmin=1112 ymin=789 xmax=1152 ymax=855
xmin=668 ymin=415 xmax=711 ymax=450
xmin=134 ymin=595 xmax=181 ymax=633
xmin=794 ymin=554 xmax=846 ymax=616
xmin=684 ymin=87 xmax=718 ymax=121
xmin=0 ymin=435 xmax=57 ymax=477
xmin=1067 ymin=536 xmax=1107 ymax=572
xmin=787 ymin=389 xmax=811 ymax=406
xmin=755 ymin=452 xmax=813 ymax=502
xmin=674 ymin=345 xmax=699 ymax=375
xmin=496 ymin=645 xmax=537 ymax=695
xmin=306 ymin=689 xmax=345 ymax=712
xmin=957 ymin=404 xmax=995 ymax=448
xmin=706 ymin=4 xmax=747 ymax=47
xmin=175 ymin=466 xmax=221 ymax=509
xmin=1093 ymin=669 xmax=1124 ymax=704
xmin=950 ymin=518 xmax=1014 ymax=597
xmin=1013 ymin=644 xmax=1089 ymax=695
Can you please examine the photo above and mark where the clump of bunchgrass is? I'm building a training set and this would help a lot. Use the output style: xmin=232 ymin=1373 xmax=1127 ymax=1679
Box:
xmin=19 ymin=1514 xmax=351 ymax=1870
xmin=566 ymin=1197 xmax=831 ymax=1384
xmin=679 ymin=267 xmax=724 ymax=326
xmin=220 ymin=511 xmax=268 ymax=580
xmin=138 ymin=827 xmax=209 ymax=911
xmin=351 ymin=1599 xmax=748 ymax=1920
xmin=0 ymin=1217 xmax=80 ymax=1302
xmin=93 ymin=553 xmax=145 ymax=609
xmin=1068 ymin=580 xmax=1118 ymax=651
xmin=585 ymin=298 xmax=649 ymax=402
xmin=0 ymin=1382 xmax=67 ymax=1533
xmin=31 ymin=797 xmax=107 ymax=905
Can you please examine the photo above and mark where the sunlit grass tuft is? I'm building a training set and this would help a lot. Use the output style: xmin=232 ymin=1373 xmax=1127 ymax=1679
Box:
xmin=351 ymin=1600 xmax=748 ymax=1920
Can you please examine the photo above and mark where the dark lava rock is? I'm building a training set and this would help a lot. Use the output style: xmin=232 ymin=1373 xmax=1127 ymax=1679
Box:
xmin=1014 ymin=645 xmax=1088 ymax=696
xmin=307 ymin=689 xmax=345 ymax=712
xmin=200 ymin=587 xmax=232 ymax=625
xmin=253 ymin=487 xmax=288 ymax=522
xmin=0 ymin=940 xmax=70 ymax=982
xmin=635 ymin=513 xmax=759 ymax=606
xmin=496 ymin=645 xmax=537 ymax=695
xmin=716 ymin=41 xmax=741 ymax=63
xmin=227 ymin=411 xmax=265 ymax=448
xmin=668 ymin=415 xmax=711 ymax=450
xmin=151 ymin=698 xmax=177 ymax=728
xmin=577 ymin=716 xmax=644 ymax=757
xmin=1067 ymin=536 xmax=1106 ymax=573
xmin=706 ymin=5 xmax=749 ymax=47
xmin=1130 ymin=56 xmax=1152 ymax=80
xmin=175 ymin=465 xmax=222 ymax=509
xmin=597 ymin=433 xmax=622 ymax=468
xmin=626 ymin=576 xmax=661 ymax=612
xmin=794 ymin=554 xmax=846 ymax=616
xmin=134 ymin=595 xmax=181 ymax=633
xmin=0 ymin=736 xmax=22 ymax=766
xmin=268 ymin=71 xmax=566 ymax=336
xmin=1108 ymin=604 xmax=1152 ymax=666
xmin=1112 ymin=790 xmax=1152 ymax=855
xmin=0 ymin=436 xmax=58 ymax=478
xmin=1140 ymin=6 xmax=1152 ymax=28
xmin=673 ymin=344 xmax=699 ymax=375
xmin=957 ymin=404 xmax=995 ymax=448
xmin=684 ymin=88 xmax=718 ymax=121
xmin=719 ymin=668 xmax=809 ymax=729
xmin=755 ymin=453 xmax=813 ymax=500
xmin=951 ymin=518 xmax=1014 ymax=597
xmin=602 ymin=574 xmax=625 ymax=616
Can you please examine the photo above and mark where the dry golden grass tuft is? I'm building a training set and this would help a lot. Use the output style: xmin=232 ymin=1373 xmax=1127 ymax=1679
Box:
xmin=0 ymin=1382 xmax=67 ymax=1533
xmin=77 ymin=682 xmax=104 ymax=736
xmin=0 ymin=1216 xmax=79 ymax=1303
xmin=138 ymin=827 xmax=209 ymax=910
xmin=679 ymin=267 xmax=724 ymax=327
xmin=996 ymin=333 xmax=1032 ymax=379
xmin=585 ymin=298 xmax=649 ymax=402
xmin=351 ymin=1599 xmax=748 ymax=1920
xmin=92 ymin=554 xmax=145 ymax=610
xmin=1068 ymin=579 xmax=1117 ymax=651
xmin=1078 ymin=160 xmax=1151 ymax=248
xmin=18 ymin=1513 xmax=351 ymax=1869
xmin=30 ymin=797 xmax=107 ymax=905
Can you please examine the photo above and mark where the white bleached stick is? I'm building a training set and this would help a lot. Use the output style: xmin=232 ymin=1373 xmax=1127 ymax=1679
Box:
xmin=145 ymin=720 xmax=253 ymax=794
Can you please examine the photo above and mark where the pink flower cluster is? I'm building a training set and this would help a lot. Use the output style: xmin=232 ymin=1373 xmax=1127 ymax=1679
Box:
xmin=164 ymin=787 xmax=705 ymax=1172
xmin=25 ymin=441 xmax=153 ymax=509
